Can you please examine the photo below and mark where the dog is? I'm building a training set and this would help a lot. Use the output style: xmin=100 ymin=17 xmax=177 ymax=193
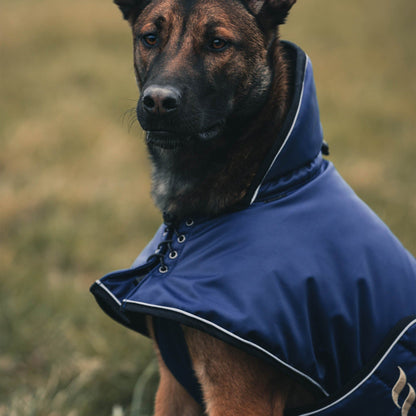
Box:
xmin=91 ymin=0 xmax=416 ymax=415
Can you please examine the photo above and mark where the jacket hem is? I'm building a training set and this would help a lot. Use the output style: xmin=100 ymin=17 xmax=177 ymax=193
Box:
xmin=122 ymin=298 xmax=330 ymax=398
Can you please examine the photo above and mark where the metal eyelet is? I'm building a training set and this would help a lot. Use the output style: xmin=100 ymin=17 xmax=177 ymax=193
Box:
xmin=177 ymin=234 xmax=186 ymax=243
xmin=185 ymin=219 xmax=194 ymax=227
xmin=169 ymin=250 xmax=178 ymax=259
xmin=159 ymin=265 xmax=169 ymax=274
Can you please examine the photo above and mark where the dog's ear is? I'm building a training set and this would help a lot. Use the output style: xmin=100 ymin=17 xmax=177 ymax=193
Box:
xmin=113 ymin=0 xmax=150 ymax=22
xmin=246 ymin=0 xmax=297 ymax=28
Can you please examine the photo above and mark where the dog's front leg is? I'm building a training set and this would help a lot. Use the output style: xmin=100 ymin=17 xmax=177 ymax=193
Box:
xmin=147 ymin=317 xmax=204 ymax=416
xmin=184 ymin=327 xmax=292 ymax=416
xmin=154 ymin=353 xmax=204 ymax=416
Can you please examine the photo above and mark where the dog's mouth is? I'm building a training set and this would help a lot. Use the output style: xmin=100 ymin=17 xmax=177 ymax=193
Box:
xmin=146 ymin=131 xmax=192 ymax=149
xmin=146 ymin=122 xmax=224 ymax=149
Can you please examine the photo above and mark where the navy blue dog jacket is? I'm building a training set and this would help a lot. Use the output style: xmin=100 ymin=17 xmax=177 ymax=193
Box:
xmin=91 ymin=43 xmax=416 ymax=415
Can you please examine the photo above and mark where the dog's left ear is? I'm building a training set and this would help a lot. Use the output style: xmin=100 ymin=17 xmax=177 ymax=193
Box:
xmin=246 ymin=0 xmax=297 ymax=28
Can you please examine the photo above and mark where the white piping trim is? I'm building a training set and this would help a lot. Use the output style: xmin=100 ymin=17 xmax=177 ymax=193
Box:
xmin=297 ymin=318 xmax=416 ymax=415
xmin=95 ymin=280 xmax=122 ymax=306
xmin=123 ymin=298 xmax=329 ymax=397
xmin=250 ymin=57 xmax=310 ymax=205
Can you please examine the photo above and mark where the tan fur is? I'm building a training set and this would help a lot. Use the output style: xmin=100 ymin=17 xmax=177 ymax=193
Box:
xmin=184 ymin=327 xmax=291 ymax=416
xmin=147 ymin=317 xmax=314 ymax=415
xmin=147 ymin=317 xmax=204 ymax=415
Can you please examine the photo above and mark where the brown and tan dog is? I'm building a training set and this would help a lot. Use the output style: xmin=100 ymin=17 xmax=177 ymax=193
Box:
xmin=114 ymin=0 xmax=316 ymax=414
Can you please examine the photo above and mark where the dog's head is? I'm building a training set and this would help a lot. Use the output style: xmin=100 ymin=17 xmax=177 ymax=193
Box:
xmin=114 ymin=0 xmax=296 ymax=150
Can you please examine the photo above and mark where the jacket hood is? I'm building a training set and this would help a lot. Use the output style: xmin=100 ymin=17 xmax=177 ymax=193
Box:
xmin=244 ymin=41 xmax=325 ymax=205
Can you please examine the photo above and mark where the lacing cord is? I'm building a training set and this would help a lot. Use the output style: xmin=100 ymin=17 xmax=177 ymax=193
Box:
xmin=146 ymin=213 xmax=188 ymax=274
xmin=146 ymin=233 xmax=174 ymax=273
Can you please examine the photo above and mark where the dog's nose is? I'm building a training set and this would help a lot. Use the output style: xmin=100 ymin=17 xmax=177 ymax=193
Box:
xmin=142 ymin=86 xmax=181 ymax=115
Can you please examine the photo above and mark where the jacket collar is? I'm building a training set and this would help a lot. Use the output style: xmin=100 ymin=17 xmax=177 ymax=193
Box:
xmin=241 ymin=41 xmax=324 ymax=205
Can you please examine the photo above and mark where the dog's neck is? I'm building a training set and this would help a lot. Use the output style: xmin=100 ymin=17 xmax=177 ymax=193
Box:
xmin=148 ymin=40 xmax=294 ymax=222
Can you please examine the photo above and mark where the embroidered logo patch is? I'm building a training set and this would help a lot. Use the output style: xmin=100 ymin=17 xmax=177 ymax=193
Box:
xmin=392 ymin=367 xmax=416 ymax=416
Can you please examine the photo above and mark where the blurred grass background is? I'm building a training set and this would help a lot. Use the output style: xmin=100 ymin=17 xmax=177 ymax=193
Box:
xmin=0 ymin=0 xmax=415 ymax=414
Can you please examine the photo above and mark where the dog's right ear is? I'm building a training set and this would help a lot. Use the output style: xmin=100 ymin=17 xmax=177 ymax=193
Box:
xmin=246 ymin=0 xmax=297 ymax=28
xmin=113 ymin=0 xmax=150 ymax=22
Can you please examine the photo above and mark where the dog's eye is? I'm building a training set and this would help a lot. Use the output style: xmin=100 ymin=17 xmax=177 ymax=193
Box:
xmin=209 ymin=38 xmax=228 ymax=51
xmin=141 ymin=33 xmax=159 ymax=48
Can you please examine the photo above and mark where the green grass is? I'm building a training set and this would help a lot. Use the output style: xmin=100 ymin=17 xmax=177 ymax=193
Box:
xmin=1 ymin=0 xmax=415 ymax=414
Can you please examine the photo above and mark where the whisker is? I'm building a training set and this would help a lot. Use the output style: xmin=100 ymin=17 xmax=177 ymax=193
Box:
xmin=120 ymin=107 xmax=142 ymax=133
